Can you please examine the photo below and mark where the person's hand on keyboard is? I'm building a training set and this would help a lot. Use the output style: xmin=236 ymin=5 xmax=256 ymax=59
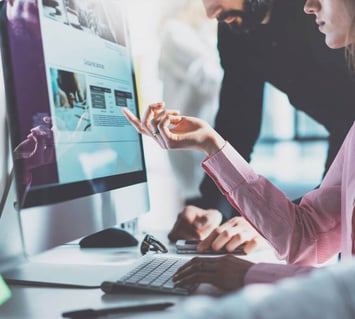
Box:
xmin=172 ymin=255 xmax=254 ymax=291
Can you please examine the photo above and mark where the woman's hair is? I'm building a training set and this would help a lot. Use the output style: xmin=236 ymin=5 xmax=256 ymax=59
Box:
xmin=345 ymin=0 xmax=355 ymax=69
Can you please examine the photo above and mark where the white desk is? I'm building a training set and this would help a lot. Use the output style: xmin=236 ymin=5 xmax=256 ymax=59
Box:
xmin=0 ymin=235 xmax=280 ymax=318
xmin=1 ymin=285 xmax=186 ymax=318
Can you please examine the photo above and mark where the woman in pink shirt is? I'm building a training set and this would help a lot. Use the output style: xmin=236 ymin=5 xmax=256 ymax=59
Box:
xmin=123 ymin=0 xmax=355 ymax=292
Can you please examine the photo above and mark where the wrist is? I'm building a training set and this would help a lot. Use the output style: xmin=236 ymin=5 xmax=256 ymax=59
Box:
xmin=203 ymin=133 xmax=226 ymax=157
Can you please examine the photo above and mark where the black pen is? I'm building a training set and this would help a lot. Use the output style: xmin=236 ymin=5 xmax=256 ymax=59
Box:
xmin=62 ymin=301 xmax=174 ymax=319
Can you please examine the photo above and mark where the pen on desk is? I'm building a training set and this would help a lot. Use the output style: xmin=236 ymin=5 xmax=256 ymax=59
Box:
xmin=62 ymin=301 xmax=175 ymax=319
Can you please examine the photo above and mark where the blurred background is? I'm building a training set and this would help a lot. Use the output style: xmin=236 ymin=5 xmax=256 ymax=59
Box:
xmin=125 ymin=0 xmax=328 ymax=232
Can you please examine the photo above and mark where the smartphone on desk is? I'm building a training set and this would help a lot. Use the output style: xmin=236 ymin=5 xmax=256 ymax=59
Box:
xmin=176 ymin=240 xmax=246 ymax=255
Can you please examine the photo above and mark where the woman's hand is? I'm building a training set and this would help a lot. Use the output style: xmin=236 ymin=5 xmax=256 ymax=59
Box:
xmin=173 ymin=255 xmax=254 ymax=291
xmin=168 ymin=206 xmax=270 ymax=254
xmin=121 ymin=102 xmax=226 ymax=156
xmin=197 ymin=216 xmax=270 ymax=254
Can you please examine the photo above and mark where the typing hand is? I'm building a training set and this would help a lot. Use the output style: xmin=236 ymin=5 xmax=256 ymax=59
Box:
xmin=168 ymin=205 xmax=223 ymax=242
xmin=197 ymin=216 xmax=270 ymax=255
xmin=173 ymin=255 xmax=254 ymax=291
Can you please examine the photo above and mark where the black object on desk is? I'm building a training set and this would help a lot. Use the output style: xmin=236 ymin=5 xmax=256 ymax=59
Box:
xmin=140 ymin=234 xmax=168 ymax=255
xmin=79 ymin=227 xmax=138 ymax=248
xmin=62 ymin=301 xmax=174 ymax=318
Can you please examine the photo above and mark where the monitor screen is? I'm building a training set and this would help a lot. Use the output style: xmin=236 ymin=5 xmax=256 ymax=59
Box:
xmin=0 ymin=0 xmax=150 ymax=252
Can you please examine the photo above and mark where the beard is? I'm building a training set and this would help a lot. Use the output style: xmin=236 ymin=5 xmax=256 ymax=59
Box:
xmin=222 ymin=0 xmax=273 ymax=35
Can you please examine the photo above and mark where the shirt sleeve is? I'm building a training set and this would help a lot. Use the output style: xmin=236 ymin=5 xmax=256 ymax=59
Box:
xmin=244 ymin=262 xmax=315 ymax=284
xmin=202 ymin=142 xmax=342 ymax=265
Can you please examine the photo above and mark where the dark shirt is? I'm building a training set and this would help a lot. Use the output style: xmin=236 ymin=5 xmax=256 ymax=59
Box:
xmin=192 ymin=0 xmax=355 ymax=220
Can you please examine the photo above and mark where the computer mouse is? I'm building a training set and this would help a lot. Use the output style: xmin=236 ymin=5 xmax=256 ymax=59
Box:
xmin=79 ymin=227 xmax=139 ymax=248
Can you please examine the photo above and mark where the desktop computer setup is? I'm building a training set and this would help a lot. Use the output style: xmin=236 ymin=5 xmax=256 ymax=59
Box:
xmin=0 ymin=0 xmax=195 ymax=295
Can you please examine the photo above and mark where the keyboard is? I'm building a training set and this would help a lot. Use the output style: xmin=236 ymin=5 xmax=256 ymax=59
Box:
xmin=101 ymin=254 xmax=197 ymax=295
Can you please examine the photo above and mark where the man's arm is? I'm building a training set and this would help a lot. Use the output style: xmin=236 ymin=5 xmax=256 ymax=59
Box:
xmin=169 ymin=24 xmax=268 ymax=245
xmin=196 ymin=22 xmax=265 ymax=220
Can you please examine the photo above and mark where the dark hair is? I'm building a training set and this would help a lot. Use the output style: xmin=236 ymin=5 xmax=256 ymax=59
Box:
xmin=345 ymin=45 xmax=355 ymax=70
xmin=344 ymin=0 xmax=355 ymax=70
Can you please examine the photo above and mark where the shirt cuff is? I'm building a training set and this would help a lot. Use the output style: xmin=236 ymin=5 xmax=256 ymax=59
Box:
xmin=202 ymin=142 xmax=257 ymax=194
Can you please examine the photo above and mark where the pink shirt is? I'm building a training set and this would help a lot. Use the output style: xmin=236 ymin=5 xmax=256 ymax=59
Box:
xmin=202 ymin=122 xmax=355 ymax=284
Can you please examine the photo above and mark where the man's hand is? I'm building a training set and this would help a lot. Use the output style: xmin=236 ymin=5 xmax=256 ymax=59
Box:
xmin=168 ymin=205 xmax=223 ymax=242
xmin=197 ymin=216 xmax=270 ymax=254
xmin=173 ymin=255 xmax=254 ymax=291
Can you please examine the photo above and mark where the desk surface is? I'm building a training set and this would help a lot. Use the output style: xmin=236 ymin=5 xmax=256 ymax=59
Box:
xmin=1 ymin=285 xmax=186 ymax=318
xmin=0 ymin=236 xmax=280 ymax=318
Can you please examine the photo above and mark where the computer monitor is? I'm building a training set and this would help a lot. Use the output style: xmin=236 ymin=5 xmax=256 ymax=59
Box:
xmin=0 ymin=0 xmax=150 ymax=255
